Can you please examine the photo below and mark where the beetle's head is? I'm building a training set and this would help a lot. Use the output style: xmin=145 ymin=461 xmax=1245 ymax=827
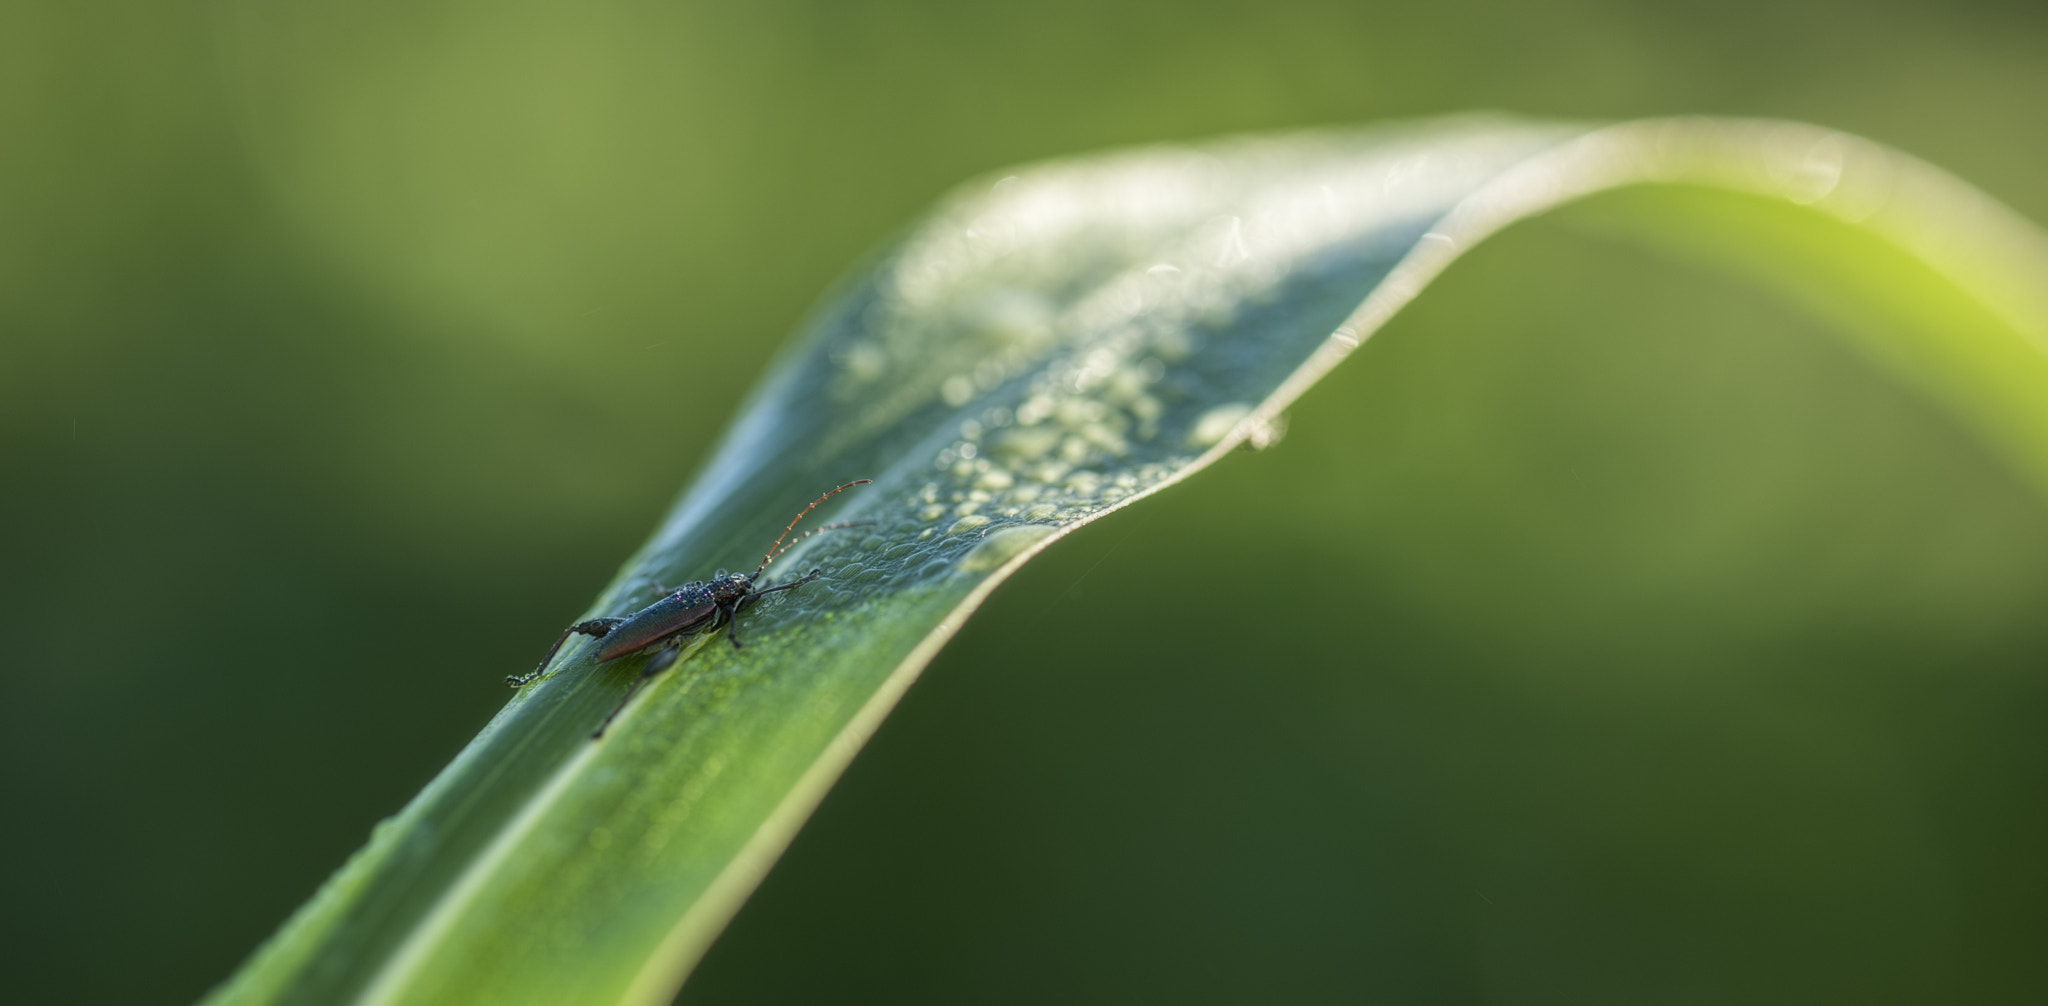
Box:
xmin=718 ymin=571 xmax=754 ymax=595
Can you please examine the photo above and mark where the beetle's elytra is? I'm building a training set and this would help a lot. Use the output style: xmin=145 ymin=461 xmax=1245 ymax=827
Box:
xmin=509 ymin=480 xmax=872 ymax=737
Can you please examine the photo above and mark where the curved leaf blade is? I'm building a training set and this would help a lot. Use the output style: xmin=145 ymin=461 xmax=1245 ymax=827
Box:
xmin=204 ymin=116 xmax=2048 ymax=1006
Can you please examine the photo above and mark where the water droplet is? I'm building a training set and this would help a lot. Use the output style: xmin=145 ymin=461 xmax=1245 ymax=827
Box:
xmin=947 ymin=514 xmax=992 ymax=535
xmin=1187 ymin=403 xmax=1252 ymax=448
xmin=956 ymin=524 xmax=1057 ymax=572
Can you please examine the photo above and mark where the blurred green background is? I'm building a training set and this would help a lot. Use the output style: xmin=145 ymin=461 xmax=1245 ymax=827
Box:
xmin=4 ymin=1 xmax=2046 ymax=1002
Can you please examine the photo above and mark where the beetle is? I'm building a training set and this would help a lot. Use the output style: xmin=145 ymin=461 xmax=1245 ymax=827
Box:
xmin=507 ymin=480 xmax=872 ymax=736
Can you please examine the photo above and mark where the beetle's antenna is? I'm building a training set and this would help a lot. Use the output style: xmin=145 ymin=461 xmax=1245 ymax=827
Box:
xmin=760 ymin=520 xmax=874 ymax=572
xmin=755 ymin=480 xmax=871 ymax=576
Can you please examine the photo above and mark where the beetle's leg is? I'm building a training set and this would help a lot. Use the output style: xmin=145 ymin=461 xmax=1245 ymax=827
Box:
xmin=592 ymin=641 xmax=684 ymax=739
xmin=643 ymin=642 xmax=686 ymax=677
xmin=507 ymin=616 xmax=626 ymax=687
xmin=736 ymin=567 xmax=822 ymax=615
xmin=752 ymin=567 xmax=824 ymax=596
xmin=726 ymin=567 xmax=823 ymax=647
xmin=700 ymin=600 xmax=731 ymax=638
xmin=721 ymin=599 xmax=745 ymax=650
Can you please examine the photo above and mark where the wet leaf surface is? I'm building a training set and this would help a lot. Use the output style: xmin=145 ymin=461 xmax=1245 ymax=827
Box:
xmin=204 ymin=116 xmax=2048 ymax=1006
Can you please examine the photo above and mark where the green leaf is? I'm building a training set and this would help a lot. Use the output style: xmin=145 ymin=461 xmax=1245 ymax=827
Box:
xmin=203 ymin=116 xmax=2048 ymax=1005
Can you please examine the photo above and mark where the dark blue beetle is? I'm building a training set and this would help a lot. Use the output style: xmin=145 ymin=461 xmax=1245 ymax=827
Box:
xmin=508 ymin=480 xmax=870 ymax=736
